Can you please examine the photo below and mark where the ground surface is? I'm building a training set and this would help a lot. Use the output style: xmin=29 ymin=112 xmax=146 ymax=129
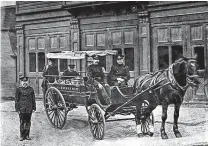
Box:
xmin=0 ymin=100 xmax=208 ymax=146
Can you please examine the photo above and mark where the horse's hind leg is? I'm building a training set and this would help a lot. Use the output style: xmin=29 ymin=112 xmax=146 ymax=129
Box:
xmin=173 ymin=104 xmax=182 ymax=138
xmin=160 ymin=101 xmax=169 ymax=139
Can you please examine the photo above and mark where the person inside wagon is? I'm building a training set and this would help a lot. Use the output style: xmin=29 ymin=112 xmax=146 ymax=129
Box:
xmin=61 ymin=64 xmax=79 ymax=81
xmin=87 ymin=55 xmax=111 ymax=107
xmin=108 ymin=54 xmax=130 ymax=86
xmin=41 ymin=58 xmax=59 ymax=94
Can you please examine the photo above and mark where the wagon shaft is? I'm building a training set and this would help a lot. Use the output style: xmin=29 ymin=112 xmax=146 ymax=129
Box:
xmin=105 ymin=79 xmax=166 ymax=119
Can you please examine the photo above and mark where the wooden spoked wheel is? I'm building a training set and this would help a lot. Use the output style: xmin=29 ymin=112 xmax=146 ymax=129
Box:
xmin=88 ymin=104 xmax=105 ymax=140
xmin=141 ymin=112 xmax=154 ymax=134
xmin=44 ymin=87 xmax=67 ymax=129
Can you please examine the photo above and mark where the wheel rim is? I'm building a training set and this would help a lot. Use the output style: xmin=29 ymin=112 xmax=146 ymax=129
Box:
xmin=88 ymin=104 xmax=105 ymax=140
xmin=45 ymin=87 xmax=67 ymax=129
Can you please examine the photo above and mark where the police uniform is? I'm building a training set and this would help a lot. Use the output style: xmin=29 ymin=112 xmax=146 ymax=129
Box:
xmin=87 ymin=55 xmax=111 ymax=106
xmin=15 ymin=77 xmax=36 ymax=141
xmin=87 ymin=64 xmax=107 ymax=86
xmin=62 ymin=65 xmax=79 ymax=80
xmin=41 ymin=59 xmax=59 ymax=94
xmin=109 ymin=55 xmax=130 ymax=86
xmin=42 ymin=64 xmax=59 ymax=83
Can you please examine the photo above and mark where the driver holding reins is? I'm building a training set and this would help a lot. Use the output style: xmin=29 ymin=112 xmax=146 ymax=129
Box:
xmin=87 ymin=55 xmax=111 ymax=107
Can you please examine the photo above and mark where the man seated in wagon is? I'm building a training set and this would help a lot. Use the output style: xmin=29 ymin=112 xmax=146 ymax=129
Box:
xmin=61 ymin=64 xmax=80 ymax=80
xmin=108 ymin=54 xmax=130 ymax=86
xmin=41 ymin=58 xmax=59 ymax=94
xmin=87 ymin=55 xmax=111 ymax=107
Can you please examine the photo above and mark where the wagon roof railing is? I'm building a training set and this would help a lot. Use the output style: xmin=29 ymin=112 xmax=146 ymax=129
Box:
xmin=46 ymin=50 xmax=118 ymax=60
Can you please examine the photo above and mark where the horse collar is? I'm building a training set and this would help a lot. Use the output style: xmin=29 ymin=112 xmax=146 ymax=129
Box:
xmin=167 ymin=64 xmax=188 ymax=91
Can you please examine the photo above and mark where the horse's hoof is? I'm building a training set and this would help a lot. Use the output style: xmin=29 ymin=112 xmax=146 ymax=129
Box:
xmin=175 ymin=132 xmax=182 ymax=138
xmin=137 ymin=133 xmax=144 ymax=138
xmin=148 ymin=132 xmax=154 ymax=137
xmin=161 ymin=134 xmax=168 ymax=139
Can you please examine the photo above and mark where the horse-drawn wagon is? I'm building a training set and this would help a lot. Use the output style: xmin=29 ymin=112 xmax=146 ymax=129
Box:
xmin=42 ymin=50 xmax=159 ymax=140
xmin=43 ymin=51 xmax=200 ymax=140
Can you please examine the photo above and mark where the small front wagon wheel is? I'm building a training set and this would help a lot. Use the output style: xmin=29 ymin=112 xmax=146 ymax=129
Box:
xmin=44 ymin=87 xmax=67 ymax=129
xmin=88 ymin=104 xmax=105 ymax=140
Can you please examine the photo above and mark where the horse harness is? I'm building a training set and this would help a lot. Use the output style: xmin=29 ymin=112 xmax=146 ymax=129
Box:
xmin=138 ymin=60 xmax=190 ymax=104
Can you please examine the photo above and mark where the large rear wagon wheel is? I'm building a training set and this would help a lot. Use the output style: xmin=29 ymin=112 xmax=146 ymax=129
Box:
xmin=88 ymin=104 xmax=105 ymax=140
xmin=44 ymin=87 xmax=67 ymax=129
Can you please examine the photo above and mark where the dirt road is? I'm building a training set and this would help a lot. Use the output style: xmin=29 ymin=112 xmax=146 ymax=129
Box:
xmin=0 ymin=100 xmax=208 ymax=146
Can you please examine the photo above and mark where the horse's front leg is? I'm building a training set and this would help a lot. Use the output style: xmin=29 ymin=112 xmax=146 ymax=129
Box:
xmin=135 ymin=104 xmax=143 ymax=137
xmin=161 ymin=101 xmax=169 ymax=139
xmin=173 ymin=104 xmax=182 ymax=138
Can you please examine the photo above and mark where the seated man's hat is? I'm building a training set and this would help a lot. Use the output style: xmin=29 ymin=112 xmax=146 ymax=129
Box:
xmin=48 ymin=58 xmax=55 ymax=63
xmin=117 ymin=54 xmax=124 ymax=60
xmin=19 ymin=76 xmax=29 ymax=81
xmin=68 ymin=64 xmax=75 ymax=68
xmin=92 ymin=55 xmax=99 ymax=60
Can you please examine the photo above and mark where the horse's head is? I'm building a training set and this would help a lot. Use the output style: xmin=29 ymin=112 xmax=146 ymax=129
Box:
xmin=172 ymin=57 xmax=200 ymax=88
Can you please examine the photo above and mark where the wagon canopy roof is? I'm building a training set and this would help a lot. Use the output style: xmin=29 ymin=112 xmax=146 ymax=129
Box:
xmin=46 ymin=50 xmax=117 ymax=59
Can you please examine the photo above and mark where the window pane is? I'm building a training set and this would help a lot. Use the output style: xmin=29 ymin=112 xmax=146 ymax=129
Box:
xmin=50 ymin=36 xmax=58 ymax=48
xmin=171 ymin=27 xmax=182 ymax=42
xmin=194 ymin=47 xmax=205 ymax=70
xmin=112 ymin=48 xmax=122 ymax=65
xmin=191 ymin=26 xmax=202 ymax=40
xmin=60 ymin=36 xmax=66 ymax=48
xmin=172 ymin=45 xmax=183 ymax=63
xmin=29 ymin=53 xmax=36 ymax=72
xmin=29 ymin=38 xmax=35 ymax=50
xmin=86 ymin=34 xmax=94 ymax=46
xmin=60 ymin=59 xmax=67 ymax=72
xmin=37 ymin=38 xmax=45 ymax=49
xmin=158 ymin=46 xmax=169 ymax=70
xmin=112 ymin=32 xmax=121 ymax=45
xmin=124 ymin=48 xmax=134 ymax=71
xmin=97 ymin=33 xmax=105 ymax=46
xmin=157 ymin=28 xmax=168 ymax=42
xmin=38 ymin=52 xmax=45 ymax=72
xmin=124 ymin=31 xmax=134 ymax=44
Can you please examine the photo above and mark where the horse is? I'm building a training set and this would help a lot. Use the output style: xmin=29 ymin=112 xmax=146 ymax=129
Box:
xmin=133 ymin=57 xmax=200 ymax=139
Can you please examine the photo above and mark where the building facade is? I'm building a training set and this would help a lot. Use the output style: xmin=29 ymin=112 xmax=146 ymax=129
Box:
xmin=16 ymin=1 xmax=208 ymax=99
xmin=1 ymin=5 xmax=17 ymax=98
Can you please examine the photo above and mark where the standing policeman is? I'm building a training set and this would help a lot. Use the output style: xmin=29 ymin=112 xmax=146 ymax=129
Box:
xmin=15 ymin=76 xmax=36 ymax=141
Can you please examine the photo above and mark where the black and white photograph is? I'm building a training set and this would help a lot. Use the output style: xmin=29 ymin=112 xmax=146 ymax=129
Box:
xmin=0 ymin=1 xmax=208 ymax=146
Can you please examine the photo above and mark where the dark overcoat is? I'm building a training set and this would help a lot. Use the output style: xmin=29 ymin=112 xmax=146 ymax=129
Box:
xmin=87 ymin=64 xmax=107 ymax=86
xmin=108 ymin=64 xmax=130 ymax=85
xmin=15 ymin=86 xmax=36 ymax=113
